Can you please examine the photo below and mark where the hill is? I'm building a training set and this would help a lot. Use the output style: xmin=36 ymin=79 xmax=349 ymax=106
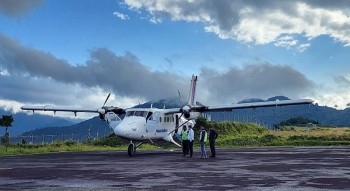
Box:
xmin=0 ymin=108 xmax=79 ymax=136
xmin=207 ymin=104 xmax=350 ymax=127
xmin=21 ymin=116 xmax=111 ymax=142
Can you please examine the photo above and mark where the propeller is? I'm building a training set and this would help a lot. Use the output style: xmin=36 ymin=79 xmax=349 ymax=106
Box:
xmin=98 ymin=93 xmax=126 ymax=120
xmin=179 ymin=104 xmax=207 ymax=119
xmin=103 ymin=93 xmax=111 ymax=107
xmin=98 ymin=93 xmax=111 ymax=116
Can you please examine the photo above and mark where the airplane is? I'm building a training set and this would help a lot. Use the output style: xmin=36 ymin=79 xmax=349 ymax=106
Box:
xmin=21 ymin=75 xmax=313 ymax=156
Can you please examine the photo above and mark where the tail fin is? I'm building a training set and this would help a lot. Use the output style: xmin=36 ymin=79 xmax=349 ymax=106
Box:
xmin=187 ymin=75 xmax=198 ymax=106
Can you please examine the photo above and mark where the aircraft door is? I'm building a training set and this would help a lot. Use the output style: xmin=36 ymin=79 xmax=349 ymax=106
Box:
xmin=146 ymin=111 xmax=159 ymax=134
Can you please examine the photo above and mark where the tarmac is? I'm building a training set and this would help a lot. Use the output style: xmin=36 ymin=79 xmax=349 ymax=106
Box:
xmin=0 ymin=146 xmax=349 ymax=190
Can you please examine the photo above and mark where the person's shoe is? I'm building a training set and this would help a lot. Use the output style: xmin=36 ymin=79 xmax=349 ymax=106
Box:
xmin=209 ymin=156 xmax=215 ymax=158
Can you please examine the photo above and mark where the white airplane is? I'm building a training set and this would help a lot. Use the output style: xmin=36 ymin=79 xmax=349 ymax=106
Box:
xmin=21 ymin=75 xmax=313 ymax=156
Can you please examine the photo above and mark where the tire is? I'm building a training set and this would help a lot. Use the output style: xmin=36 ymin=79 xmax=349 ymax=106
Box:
xmin=128 ymin=143 xmax=135 ymax=156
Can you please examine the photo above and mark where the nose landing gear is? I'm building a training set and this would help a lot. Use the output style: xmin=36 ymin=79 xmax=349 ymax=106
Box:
xmin=128 ymin=142 xmax=135 ymax=156
xmin=128 ymin=141 xmax=145 ymax=156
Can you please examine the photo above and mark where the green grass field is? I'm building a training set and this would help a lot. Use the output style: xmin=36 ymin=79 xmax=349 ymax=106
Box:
xmin=1 ymin=123 xmax=350 ymax=156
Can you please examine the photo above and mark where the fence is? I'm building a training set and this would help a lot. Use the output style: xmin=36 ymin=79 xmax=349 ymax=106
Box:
xmin=9 ymin=131 xmax=113 ymax=144
xmin=203 ymin=113 xmax=274 ymax=130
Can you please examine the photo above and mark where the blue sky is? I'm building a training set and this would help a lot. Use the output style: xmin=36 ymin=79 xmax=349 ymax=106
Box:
xmin=0 ymin=0 xmax=350 ymax=118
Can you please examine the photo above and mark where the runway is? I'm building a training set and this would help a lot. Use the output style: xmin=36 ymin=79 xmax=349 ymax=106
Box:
xmin=0 ymin=146 xmax=349 ymax=190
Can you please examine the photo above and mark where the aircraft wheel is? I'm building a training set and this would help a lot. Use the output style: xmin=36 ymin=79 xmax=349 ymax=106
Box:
xmin=128 ymin=143 xmax=135 ymax=156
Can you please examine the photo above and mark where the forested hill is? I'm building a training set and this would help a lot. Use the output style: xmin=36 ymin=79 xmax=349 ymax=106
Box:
xmin=0 ymin=108 xmax=78 ymax=136
xmin=208 ymin=96 xmax=350 ymax=126
xmin=21 ymin=116 xmax=111 ymax=138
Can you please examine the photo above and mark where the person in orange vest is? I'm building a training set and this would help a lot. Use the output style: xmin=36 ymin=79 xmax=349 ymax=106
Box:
xmin=199 ymin=126 xmax=208 ymax=159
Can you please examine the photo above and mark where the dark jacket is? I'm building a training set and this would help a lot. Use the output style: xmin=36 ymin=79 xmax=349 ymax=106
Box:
xmin=209 ymin=129 xmax=218 ymax=141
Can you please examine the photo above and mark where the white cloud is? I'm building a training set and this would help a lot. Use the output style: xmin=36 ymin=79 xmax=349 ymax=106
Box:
xmin=297 ymin=43 xmax=311 ymax=52
xmin=123 ymin=0 xmax=350 ymax=50
xmin=0 ymin=99 xmax=24 ymax=113
xmin=113 ymin=11 xmax=129 ymax=20
xmin=0 ymin=74 xmax=141 ymax=119
xmin=0 ymin=69 xmax=10 ymax=76
xmin=274 ymin=35 xmax=298 ymax=49
xmin=313 ymin=92 xmax=350 ymax=110
xmin=309 ymin=75 xmax=350 ymax=109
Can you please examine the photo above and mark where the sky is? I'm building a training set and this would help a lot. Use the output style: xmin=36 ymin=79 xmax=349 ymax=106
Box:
xmin=0 ymin=0 xmax=350 ymax=119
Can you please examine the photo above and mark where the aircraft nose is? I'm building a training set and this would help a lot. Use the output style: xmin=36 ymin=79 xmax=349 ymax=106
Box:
xmin=113 ymin=117 xmax=145 ymax=138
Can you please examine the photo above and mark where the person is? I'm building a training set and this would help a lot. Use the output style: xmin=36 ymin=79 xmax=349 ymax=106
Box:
xmin=199 ymin=126 xmax=208 ymax=159
xmin=181 ymin=126 xmax=189 ymax=156
xmin=187 ymin=125 xmax=194 ymax=157
xmin=209 ymin=127 xmax=218 ymax=158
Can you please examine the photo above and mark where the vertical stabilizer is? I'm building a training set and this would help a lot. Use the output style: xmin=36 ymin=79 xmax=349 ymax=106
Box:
xmin=188 ymin=75 xmax=198 ymax=106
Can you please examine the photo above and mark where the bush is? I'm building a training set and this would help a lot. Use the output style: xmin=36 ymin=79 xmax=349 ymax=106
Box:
xmin=0 ymin=133 xmax=9 ymax=145
xmin=260 ymin=134 xmax=279 ymax=143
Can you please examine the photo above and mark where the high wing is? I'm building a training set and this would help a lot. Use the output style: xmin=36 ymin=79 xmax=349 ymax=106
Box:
xmin=21 ymin=105 xmax=125 ymax=116
xmin=21 ymin=105 xmax=99 ymax=113
xmin=164 ymin=98 xmax=313 ymax=115
xmin=204 ymin=98 xmax=313 ymax=112
xmin=21 ymin=93 xmax=125 ymax=116
xmin=165 ymin=75 xmax=313 ymax=116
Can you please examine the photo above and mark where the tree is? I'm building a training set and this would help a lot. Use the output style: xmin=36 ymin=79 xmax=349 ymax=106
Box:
xmin=0 ymin=115 xmax=14 ymax=134
xmin=278 ymin=116 xmax=319 ymax=126
xmin=0 ymin=115 xmax=14 ymax=145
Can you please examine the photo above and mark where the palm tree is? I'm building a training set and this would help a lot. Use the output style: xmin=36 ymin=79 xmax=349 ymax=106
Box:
xmin=0 ymin=115 xmax=14 ymax=139
xmin=0 ymin=115 xmax=14 ymax=148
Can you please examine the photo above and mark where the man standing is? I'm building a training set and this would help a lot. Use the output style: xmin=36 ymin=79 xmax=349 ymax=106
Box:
xmin=187 ymin=125 xmax=194 ymax=157
xmin=209 ymin=127 xmax=218 ymax=158
xmin=199 ymin=126 xmax=208 ymax=159
xmin=181 ymin=126 xmax=189 ymax=156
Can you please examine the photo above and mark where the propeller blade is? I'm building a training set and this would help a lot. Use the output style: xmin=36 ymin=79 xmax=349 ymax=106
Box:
xmin=103 ymin=93 xmax=111 ymax=107
xmin=168 ymin=119 xmax=190 ymax=135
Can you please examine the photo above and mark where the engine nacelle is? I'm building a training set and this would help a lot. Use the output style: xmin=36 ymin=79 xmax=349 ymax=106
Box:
xmin=184 ymin=111 xmax=191 ymax=119
xmin=99 ymin=113 xmax=105 ymax=121
xmin=184 ymin=112 xmax=201 ymax=120
xmin=97 ymin=109 xmax=106 ymax=115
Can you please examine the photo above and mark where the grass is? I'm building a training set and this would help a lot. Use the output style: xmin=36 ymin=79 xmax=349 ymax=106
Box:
xmin=266 ymin=126 xmax=350 ymax=146
xmin=1 ymin=124 xmax=350 ymax=156
xmin=0 ymin=141 xmax=160 ymax=156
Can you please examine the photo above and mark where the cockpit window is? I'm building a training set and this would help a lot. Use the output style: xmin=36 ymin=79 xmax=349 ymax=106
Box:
xmin=126 ymin=110 xmax=149 ymax=118
xmin=134 ymin=111 xmax=147 ymax=117
xmin=126 ymin=111 xmax=135 ymax=117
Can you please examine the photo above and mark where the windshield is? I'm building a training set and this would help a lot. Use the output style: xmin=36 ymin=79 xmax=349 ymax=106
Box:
xmin=125 ymin=111 xmax=148 ymax=118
